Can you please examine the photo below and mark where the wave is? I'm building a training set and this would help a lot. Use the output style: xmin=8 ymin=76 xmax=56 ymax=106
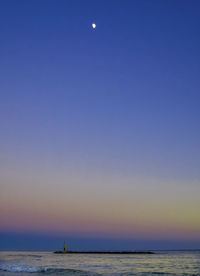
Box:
xmin=0 ymin=264 xmax=98 ymax=275
xmin=7 ymin=254 xmax=42 ymax=258
xmin=1 ymin=265 xmax=199 ymax=276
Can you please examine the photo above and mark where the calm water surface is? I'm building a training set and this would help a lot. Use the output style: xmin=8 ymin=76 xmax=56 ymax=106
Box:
xmin=0 ymin=251 xmax=200 ymax=276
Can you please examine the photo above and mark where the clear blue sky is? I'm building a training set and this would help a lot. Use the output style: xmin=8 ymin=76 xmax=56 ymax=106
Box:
xmin=0 ymin=0 xmax=200 ymax=250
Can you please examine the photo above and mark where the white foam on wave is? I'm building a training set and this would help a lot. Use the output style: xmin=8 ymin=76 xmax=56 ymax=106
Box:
xmin=0 ymin=264 xmax=50 ymax=273
xmin=0 ymin=264 xmax=99 ymax=275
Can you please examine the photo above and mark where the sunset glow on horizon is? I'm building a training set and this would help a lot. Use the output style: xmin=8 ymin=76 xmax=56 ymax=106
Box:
xmin=1 ymin=165 xmax=200 ymax=241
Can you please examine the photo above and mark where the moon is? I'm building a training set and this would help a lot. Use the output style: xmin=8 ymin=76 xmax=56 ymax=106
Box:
xmin=92 ymin=23 xmax=96 ymax=29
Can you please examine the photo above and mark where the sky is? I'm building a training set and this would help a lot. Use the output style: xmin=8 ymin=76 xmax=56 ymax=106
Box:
xmin=0 ymin=0 xmax=200 ymax=250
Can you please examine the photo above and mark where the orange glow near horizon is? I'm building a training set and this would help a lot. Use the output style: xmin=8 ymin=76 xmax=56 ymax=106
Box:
xmin=1 ymin=178 xmax=200 ymax=240
xmin=1 ymin=162 xmax=200 ymax=241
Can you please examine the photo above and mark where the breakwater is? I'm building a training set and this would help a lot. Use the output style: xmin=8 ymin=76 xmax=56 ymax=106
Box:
xmin=54 ymin=250 xmax=155 ymax=254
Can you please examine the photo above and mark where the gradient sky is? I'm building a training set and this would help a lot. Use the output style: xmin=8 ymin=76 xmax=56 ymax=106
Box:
xmin=0 ymin=0 xmax=200 ymax=250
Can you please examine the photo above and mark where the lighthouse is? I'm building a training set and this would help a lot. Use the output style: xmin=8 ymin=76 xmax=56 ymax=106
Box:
xmin=63 ymin=241 xmax=66 ymax=252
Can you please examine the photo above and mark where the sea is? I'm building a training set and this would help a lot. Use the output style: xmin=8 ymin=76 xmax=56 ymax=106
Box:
xmin=0 ymin=250 xmax=200 ymax=276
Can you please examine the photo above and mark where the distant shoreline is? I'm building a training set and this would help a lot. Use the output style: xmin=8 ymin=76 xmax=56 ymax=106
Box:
xmin=54 ymin=250 xmax=155 ymax=254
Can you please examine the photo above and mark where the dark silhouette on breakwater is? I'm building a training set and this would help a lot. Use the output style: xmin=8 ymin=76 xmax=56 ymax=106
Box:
xmin=54 ymin=242 xmax=155 ymax=254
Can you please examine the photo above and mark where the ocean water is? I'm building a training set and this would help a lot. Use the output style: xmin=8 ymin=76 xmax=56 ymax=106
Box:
xmin=0 ymin=251 xmax=199 ymax=276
